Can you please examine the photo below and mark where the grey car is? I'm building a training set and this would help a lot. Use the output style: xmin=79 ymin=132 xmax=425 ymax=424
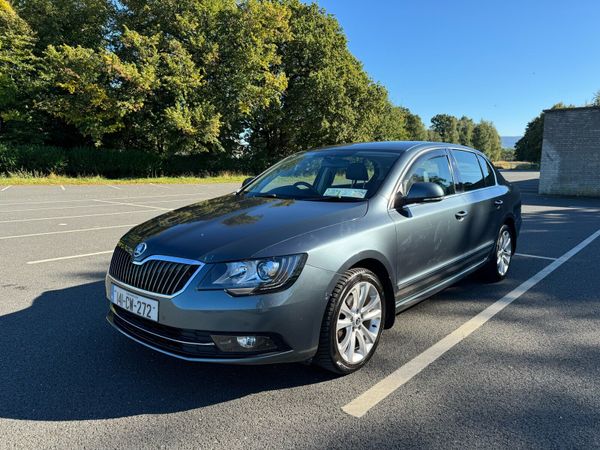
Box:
xmin=106 ymin=141 xmax=521 ymax=374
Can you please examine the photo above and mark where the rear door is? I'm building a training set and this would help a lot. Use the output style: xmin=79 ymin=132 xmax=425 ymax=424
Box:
xmin=476 ymin=153 xmax=506 ymax=235
xmin=449 ymin=149 xmax=499 ymax=260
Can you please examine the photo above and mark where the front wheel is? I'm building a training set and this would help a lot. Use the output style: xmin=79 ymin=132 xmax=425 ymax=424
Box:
xmin=480 ymin=224 xmax=514 ymax=282
xmin=313 ymin=268 xmax=386 ymax=374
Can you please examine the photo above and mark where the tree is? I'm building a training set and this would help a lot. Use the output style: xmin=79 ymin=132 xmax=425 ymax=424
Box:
xmin=0 ymin=0 xmax=39 ymax=139
xmin=472 ymin=120 xmax=502 ymax=161
xmin=247 ymin=0 xmax=396 ymax=160
xmin=119 ymin=0 xmax=291 ymax=153
xmin=457 ymin=116 xmax=475 ymax=146
xmin=430 ymin=114 xmax=459 ymax=143
xmin=427 ymin=129 xmax=442 ymax=142
xmin=404 ymin=110 xmax=427 ymax=140
xmin=38 ymin=28 xmax=226 ymax=154
xmin=38 ymin=42 xmax=155 ymax=147
xmin=0 ymin=0 xmax=510 ymax=168
xmin=515 ymin=114 xmax=543 ymax=162
xmin=501 ymin=148 xmax=515 ymax=161
xmin=593 ymin=90 xmax=600 ymax=106
xmin=372 ymin=105 xmax=409 ymax=141
xmin=115 ymin=29 xmax=223 ymax=155
xmin=25 ymin=0 xmax=291 ymax=155
xmin=13 ymin=0 xmax=114 ymax=52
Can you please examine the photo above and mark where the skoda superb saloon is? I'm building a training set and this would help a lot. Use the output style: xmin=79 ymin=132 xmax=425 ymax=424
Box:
xmin=106 ymin=142 xmax=521 ymax=374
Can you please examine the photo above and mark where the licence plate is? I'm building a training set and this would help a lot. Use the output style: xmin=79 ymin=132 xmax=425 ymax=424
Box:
xmin=111 ymin=284 xmax=159 ymax=322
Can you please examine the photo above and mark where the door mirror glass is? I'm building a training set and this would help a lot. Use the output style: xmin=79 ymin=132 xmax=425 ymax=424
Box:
xmin=395 ymin=182 xmax=445 ymax=207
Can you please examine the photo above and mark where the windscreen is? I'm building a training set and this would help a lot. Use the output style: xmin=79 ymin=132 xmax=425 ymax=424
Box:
xmin=242 ymin=151 xmax=400 ymax=201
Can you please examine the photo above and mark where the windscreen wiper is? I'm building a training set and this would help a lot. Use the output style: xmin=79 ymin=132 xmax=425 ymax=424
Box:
xmin=253 ymin=193 xmax=279 ymax=198
xmin=303 ymin=196 xmax=363 ymax=202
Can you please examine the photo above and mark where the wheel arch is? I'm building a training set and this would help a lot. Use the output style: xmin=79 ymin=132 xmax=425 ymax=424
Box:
xmin=333 ymin=251 xmax=396 ymax=329
xmin=503 ymin=214 xmax=517 ymax=252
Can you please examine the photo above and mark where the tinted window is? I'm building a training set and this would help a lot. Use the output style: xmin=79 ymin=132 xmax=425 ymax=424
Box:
xmin=403 ymin=154 xmax=455 ymax=196
xmin=477 ymin=155 xmax=496 ymax=186
xmin=452 ymin=150 xmax=485 ymax=192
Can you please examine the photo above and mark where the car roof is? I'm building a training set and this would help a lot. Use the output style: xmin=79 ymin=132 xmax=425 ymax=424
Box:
xmin=311 ymin=141 xmax=477 ymax=154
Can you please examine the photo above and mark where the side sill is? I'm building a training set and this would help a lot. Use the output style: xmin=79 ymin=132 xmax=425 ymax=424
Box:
xmin=394 ymin=258 xmax=487 ymax=313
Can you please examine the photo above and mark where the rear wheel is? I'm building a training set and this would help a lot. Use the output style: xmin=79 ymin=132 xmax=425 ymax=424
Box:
xmin=481 ymin=224 xmax=514 ymax=281
xmin=313 ymin=268 xmax=385 ymax=374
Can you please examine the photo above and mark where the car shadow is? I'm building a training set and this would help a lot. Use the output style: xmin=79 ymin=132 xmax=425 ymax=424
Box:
xmin=0 ymin=276 xmax=334 ymax=421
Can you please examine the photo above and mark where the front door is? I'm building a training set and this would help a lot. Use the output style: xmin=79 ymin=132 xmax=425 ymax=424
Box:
xmin=388 ymin=149 xmax=468 ymax=302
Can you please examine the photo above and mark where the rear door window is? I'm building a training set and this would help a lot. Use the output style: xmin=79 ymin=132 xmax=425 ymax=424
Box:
xmin=477 ymin=155 xmax=496 ymax=186
xmin=451 ymin=150 xmax=485 ymax=192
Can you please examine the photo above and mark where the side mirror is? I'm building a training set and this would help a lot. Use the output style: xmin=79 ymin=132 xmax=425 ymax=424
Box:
xmin=395 ymin=182 xmax=445 ymax=208
xmin=241 ymin=177 xmax=254 ymax=188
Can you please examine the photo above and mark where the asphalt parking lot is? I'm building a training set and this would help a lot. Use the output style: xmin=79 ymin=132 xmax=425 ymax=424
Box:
xmin=1 ymin=172 xmax=599 ymax=449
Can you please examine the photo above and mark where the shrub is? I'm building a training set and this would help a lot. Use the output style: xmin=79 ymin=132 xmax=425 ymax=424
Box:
xmin=0 ymin=144 xmax=68 ymax=175
xmin=65 ymin=147 xmax=162 ymax=177
xmin=0 ymin=144 xmax=257 ymax=177
xmin=0 ymin=143 xmax=19 ymax=173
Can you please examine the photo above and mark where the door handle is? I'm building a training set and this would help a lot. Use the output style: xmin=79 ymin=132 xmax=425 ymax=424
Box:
xmin=455 ymin=210 xmax=469 ymax=220
xmin=494 ymin=199 xmax=504 ymax=207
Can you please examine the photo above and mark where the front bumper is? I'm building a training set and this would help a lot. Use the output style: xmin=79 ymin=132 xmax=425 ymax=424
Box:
xmin=105 ymin=263 xmax=333 ymax=364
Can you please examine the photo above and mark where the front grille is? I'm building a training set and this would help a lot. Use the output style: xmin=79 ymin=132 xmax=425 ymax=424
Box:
xmin=109 ymin=246 xmax=200 ymax=296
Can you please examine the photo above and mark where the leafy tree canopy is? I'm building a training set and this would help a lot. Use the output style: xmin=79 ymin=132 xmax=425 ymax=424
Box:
xmin=0 ymin=0 xmax=39 ymax=138
xmin=457 ymin=116 xmax=475 ymax=147
xmin=472 ymin=120 xmax=502 ymax=161
xmin=13 ymin=0 xmax=114 ymax=51
xmin=405 ymin=110 xmax=427 ymax=140
xmin=1 ymin=0 xmax=506 ymax=164
xmin=430 ymin=114 xmax=459 ymax=143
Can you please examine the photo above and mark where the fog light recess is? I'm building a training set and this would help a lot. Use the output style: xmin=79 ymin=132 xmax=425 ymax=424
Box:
xmin=211 ymin=335 xmax=277 ymax=353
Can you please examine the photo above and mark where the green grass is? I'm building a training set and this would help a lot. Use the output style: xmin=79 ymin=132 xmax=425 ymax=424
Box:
xmin=494 ymin=161 xmax=540 ymax=170
xmin=0 ymin=173 xmax=249 ymax=186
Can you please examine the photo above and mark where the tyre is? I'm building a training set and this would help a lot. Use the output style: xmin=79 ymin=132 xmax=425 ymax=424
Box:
xmin=480 ymin=224 xmax=514 ymax=282
xmin=313 ymin=268 xmax=386 ymax=374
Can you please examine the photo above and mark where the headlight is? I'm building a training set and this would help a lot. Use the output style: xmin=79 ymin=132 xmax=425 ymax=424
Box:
xmin=197 ymin=254 xmax=307 ymax=296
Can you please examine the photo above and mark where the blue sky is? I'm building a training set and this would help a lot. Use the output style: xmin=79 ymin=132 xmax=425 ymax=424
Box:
xmin=312 ymin=0 xmax=600 ymax=136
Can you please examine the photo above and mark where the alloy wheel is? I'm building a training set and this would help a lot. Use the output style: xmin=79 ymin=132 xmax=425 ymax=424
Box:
xmin=496 ymin=229 xmax=512 ymax=276
xmin=336 ymin=281 xmax=382 ymax=364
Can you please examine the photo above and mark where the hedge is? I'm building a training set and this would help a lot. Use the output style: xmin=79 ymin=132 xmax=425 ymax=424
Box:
xmin=0 ymin=144 xmax=262 ymax=178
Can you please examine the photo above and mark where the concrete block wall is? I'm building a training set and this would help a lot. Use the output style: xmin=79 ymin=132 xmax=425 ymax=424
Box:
xmin=539 ymin=107 xmax=600 ymax=197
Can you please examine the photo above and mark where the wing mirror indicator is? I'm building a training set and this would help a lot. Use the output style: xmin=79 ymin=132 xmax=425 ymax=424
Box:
xmin=394 ymin=182 xmax=445 ymax=208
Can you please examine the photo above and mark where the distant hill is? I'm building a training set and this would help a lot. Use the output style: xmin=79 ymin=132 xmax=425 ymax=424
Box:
xmin=501 ymin=136 xmax=521 ymax=149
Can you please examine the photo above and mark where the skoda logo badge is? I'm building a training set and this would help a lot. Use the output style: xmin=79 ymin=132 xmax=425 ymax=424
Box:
xmin=133 ymin=242 xmax=147 ymax=258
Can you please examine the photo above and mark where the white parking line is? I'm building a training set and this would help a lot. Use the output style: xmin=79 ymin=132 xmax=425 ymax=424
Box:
xmin=0 ymin=197 xmax=205 ymax=213
xmin=0 ymin=192 xmax=205 ymax=207
xmin=150 ymin=183 xmax=171 ymax=189
xmin=0 ymin=224 xmax=137 ymax=240
xmin=1 ymin=185 xmax=12 ymax=192
xmin=93 ymin=199 xmax=171 ymax=211
xmin=60 ymin=185 xmax=65 ymax=191
xmin=342 ymin=227 xmax=600 ymax=418
xmin=107 ymin=185 xmax=122 ymax=190
xmin=515 ymin=252 xmax=557 ymax=261
xmin=0 ymin=209 xmax=168 ymax=224
xmin=27 ymin=250 xmax=113 ymax=265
